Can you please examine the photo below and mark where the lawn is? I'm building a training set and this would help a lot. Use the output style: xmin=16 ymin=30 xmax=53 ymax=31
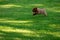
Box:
xmin=0 ymin=0 xmax=60 ymax=40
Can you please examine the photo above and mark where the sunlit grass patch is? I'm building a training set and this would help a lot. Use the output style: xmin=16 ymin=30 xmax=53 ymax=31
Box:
xmin=0 ymin=26 xmax=40 ymax=37
xmin=47 ymin=8 xmax=60 ymax=12
xmin=31 ymin=4 xmax=44 ymax=6
xmin=37 ymin=30 xmax=60 ymax=37
xmin=13 ymin=38 xmax=22 ymax=40
xmin=0 ymin=19 xmax=33 ymax=26
xmin=0 ymin=4 xmax=23 ymax=8
xmin=1 ymin=25 xmax=60 ymax=38
xmin=26 ymin=4 xmax=45 ymax=8
xmin=0 ymin=26 xmax=34 ymax=33
xmin=0 ymin=20 xmax=32 ymax=23
xmin=0 ymin=19 xmax=33 ymax=23
xmin=49 ymin=24 xmax=60 ymax=28
xmin=20 ymin=4 xmax=45 ymax=8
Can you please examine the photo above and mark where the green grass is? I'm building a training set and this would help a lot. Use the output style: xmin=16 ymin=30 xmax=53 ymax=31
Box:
xmin=0 ymin=0 xmax=60 ymax=40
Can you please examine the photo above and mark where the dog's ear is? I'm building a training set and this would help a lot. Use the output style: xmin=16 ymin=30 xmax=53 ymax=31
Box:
xmin=32 ymin=8 xmax=37 ymax=12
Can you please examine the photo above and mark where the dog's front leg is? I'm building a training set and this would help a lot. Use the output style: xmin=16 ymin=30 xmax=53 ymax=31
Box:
xmin=33 ymin=12 xmax=38 ymax=15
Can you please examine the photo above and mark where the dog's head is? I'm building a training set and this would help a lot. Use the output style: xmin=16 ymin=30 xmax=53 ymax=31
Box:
xmin=32 ymin=7 xmax=38 ymax=15
xmin=32 ymin=7 xmax=37 ymax=12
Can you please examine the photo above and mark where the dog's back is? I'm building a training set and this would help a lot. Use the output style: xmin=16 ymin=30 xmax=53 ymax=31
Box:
xmin=37 ymin=8 xmax=45 ymax=13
